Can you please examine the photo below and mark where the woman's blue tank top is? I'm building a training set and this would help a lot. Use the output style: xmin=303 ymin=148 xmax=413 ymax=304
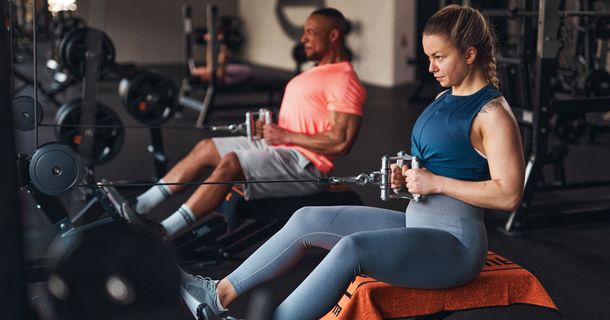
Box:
xmin=411 ymin=84 xmax=502 ymax=181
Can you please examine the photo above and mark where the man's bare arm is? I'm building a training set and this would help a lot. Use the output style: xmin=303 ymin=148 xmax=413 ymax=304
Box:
xmin=263 ymin=111 xmax=361 ymax=156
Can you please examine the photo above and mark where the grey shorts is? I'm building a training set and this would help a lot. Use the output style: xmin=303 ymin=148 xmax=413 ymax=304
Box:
xmin=212 ymin=136 xmax=327 ymax=200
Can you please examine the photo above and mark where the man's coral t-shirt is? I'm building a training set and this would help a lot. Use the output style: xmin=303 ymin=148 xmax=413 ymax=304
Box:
xmin=277 ymin=61 xmax=366 ymax=173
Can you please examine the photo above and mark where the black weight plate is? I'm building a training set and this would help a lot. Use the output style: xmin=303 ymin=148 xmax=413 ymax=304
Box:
xmin=13 ymin=96 xmax=43 ymax=131
xmin=29 ymin=142 xmax=81 ymax=196
xmin=46 ymin=222 xmax=181 ymax=320
xmin=119 ymin=72 xmax=178 ymax=125
xmin=60 ymin=27 xmax=116 ymax=79
xmin=554 ymin=113 xmax=587 ymax=143
xmin=55 ymin=99 xmax=125 ymax=165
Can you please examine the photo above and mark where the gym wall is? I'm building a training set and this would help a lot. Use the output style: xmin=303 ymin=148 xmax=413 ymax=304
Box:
xmin=75 ymin=0 xmax=416 ymax=88
xmin=238 ymin=0 xmax=417 ymax=87
xmin=75 ymin=0 xmax=238 ymax=65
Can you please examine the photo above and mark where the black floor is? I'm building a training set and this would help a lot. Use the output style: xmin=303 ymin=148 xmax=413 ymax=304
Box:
xmin=14 ymin=60 xmax=610 ymax=320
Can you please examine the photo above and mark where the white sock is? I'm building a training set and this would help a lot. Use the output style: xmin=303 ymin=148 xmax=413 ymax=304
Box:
xmin=135 ymin=179 xmax=172 ymax=214
xmin=213 ymin=281 xmax=227 ymax=311
xmin=161 ymin=204 xmax=196 ymax=237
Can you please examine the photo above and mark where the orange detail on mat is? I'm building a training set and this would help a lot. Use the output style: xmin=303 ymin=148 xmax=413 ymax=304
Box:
xmin=321 ymin=251 xmax=558 ymax=320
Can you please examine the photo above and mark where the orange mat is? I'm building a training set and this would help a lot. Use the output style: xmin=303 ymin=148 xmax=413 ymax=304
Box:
xmin=321 ymin=251 xmax=558 ymax=320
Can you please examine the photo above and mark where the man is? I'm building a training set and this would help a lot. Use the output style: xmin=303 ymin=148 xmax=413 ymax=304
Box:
xmin=110 ymin=7 xmax=366 ymax=239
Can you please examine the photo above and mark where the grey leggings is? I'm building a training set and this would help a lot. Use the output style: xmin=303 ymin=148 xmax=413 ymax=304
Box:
xmin=226 ymin=194 xmax=488 ymax=320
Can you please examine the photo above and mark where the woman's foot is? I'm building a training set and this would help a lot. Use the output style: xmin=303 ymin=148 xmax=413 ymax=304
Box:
xmin=180 ymin=271 xmax=228 ymax=320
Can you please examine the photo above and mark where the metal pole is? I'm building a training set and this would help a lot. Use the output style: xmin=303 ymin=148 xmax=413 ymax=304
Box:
xmin=0 ymin=0 xmax=29 ymax=318
xmin=505 ymin=0 xmax=562 ymax=233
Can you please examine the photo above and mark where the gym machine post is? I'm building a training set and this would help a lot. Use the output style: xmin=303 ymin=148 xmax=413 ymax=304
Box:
xmin=494 ymin=0 xmax=610 ymax=234
xmin=179 ymin=4 xmax=285 ymax=126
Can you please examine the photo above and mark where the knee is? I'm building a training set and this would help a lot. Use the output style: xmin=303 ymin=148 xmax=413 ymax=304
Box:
xmin=285 ymin=206 xmax=318 ymax=229
xmin=191 ymin=139 xmax=215 ymax=159
xmin=215 ymin=152 xmax=242 ymax=177
xmin=333 ymin=235 xmax=364 ymax=259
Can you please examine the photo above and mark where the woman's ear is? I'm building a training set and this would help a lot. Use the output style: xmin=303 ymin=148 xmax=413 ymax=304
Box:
xmin=465 ymin=46 xmax=478 ymax=65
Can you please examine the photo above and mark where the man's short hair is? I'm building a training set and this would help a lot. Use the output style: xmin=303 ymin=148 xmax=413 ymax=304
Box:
xmin=311 ymin=7 xmax=351 ymax=35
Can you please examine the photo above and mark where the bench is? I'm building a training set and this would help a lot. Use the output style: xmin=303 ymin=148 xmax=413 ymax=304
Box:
xmin=321 ymin=251 xmax=558 ymax=320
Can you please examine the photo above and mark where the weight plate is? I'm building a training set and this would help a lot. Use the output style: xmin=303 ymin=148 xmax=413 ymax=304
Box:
xmin=55 ymin=99 xmax=125 ymax=165
xmin=554 ymin=113 xmax=587 ymax=143
xmin=13 ymin=96 xmax=43 ymax=131
xmin=47 ymin=222 xmax=181 ymax=320
xmin=29 ymin=142 xmax=81 ymax=196
xmin=119 ymin=72 xmax=178 ymax=125
xmin=60 ymin=27 xmax=116 ymax=79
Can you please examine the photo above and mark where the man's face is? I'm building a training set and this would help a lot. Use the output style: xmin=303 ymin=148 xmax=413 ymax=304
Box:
xmin=300 ymin=15 xmax=333 ymax=61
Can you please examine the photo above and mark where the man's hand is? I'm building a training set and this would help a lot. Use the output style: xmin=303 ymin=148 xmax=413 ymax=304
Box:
xmin=263 ymin=124 xmax=291 ymax=145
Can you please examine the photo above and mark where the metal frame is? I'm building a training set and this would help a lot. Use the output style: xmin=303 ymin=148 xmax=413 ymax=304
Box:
xmin=0 ymin=0 xmax=29 ymax=317
xmin=504 ymin=0 xmax=610 ymax=233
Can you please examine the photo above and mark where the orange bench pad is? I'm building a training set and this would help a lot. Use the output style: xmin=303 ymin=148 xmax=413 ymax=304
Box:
xmin=321 ymin=251 xmax=558 ymax=320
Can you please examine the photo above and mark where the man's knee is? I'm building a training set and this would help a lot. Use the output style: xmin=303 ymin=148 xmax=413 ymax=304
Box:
xmin=215 ymin=152 xmax=244 ymax=178
xmin=193 ymin=138 xmax=214 ymax=155
xmin=189 ymin=139 xmax=220 ymax=163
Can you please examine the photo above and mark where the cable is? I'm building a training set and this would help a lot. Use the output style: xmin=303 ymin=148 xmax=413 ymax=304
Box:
xmin=81 ymin=178 xmax=331 ymax=189
xmin=38 ymin=123 xmax=222 ymax=130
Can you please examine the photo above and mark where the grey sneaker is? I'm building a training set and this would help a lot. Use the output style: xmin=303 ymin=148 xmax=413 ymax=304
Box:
xmin=181 ymin=271 xmax=227 ymax=320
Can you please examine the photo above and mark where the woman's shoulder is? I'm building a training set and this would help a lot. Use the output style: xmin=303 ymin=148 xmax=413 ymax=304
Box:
xmin=480 ymin=95 xmax=510 ymax=114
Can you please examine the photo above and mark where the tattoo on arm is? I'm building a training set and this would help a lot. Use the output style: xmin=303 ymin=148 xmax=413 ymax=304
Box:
xmin=480 ymin=98 xmax=503 ymax=113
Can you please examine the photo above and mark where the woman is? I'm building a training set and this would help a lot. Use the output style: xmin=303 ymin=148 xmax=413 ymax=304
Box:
xmin=181 ymin=5 xmax=525 ymax=320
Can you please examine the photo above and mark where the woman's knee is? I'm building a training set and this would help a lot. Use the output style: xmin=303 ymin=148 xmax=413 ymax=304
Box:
xmin=285 ymin=207 xmax=320 ymax=229
xmin=334 ymin=235 xmax=364 ymax=256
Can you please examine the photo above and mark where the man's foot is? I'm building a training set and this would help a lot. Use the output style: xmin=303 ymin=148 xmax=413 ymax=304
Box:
xmin=181 ymin=271 xmax=227 ymax=320
xmin=97 ymin=180 xmax=166 ymax=239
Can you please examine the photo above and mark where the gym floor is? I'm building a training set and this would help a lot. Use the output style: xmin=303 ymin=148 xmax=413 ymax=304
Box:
xmin=15 ymin=56 xmax=610 ymax=319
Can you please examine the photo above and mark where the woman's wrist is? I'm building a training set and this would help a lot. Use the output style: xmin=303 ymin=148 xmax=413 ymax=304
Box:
xmin=434 ymin=175 xmax=445 ymax=194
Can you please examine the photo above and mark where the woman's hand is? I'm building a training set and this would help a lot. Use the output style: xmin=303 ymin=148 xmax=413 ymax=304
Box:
xmin=404 ymin=167 xmax=441 ymax=195
xmin=390 ymin=164 xmax=408 ymax=189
